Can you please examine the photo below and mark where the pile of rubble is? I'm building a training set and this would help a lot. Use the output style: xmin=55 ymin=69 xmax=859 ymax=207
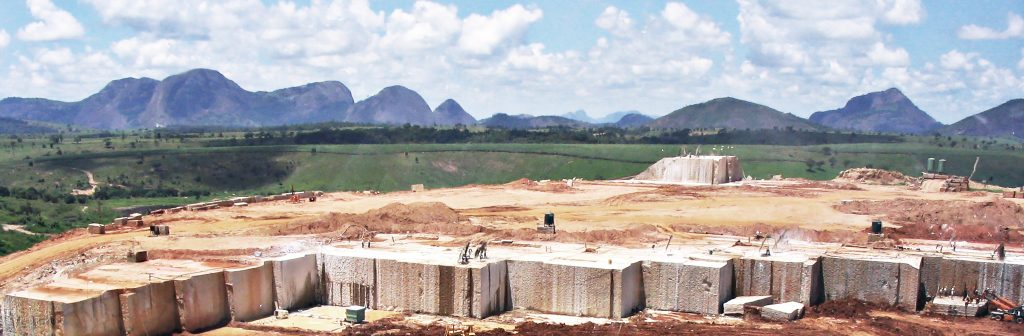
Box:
xmin=834 ymin=168 xmax=915 ymax=186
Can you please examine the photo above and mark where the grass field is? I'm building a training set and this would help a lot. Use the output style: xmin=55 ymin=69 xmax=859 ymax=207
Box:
xmin=0 ymin=141 xmax=1018 ymax=197
xmin=0 ymin=131 xmax=1020 ymax=256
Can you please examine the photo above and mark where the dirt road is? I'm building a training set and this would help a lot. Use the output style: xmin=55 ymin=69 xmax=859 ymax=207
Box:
xmin=70 ymin=169 xmax=99 ymax=196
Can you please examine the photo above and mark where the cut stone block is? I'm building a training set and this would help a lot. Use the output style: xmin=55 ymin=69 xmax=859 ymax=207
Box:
xmin=321 ymin=252 xmax=377 ymax=308
xmin=723 ymin=296 xmax=773 ymax=315
xmin=733 ymin=254 xmax=822 ymax=305
xmin=2 ymin=294 xmax=56 ymax=336
xmin=761 ymin=302 xmax=804 ymax=321
xmin=225 ymin=262 xmax=275 ymax=322
xmin=272 ymin=253 xmax=320 ymax=310
xmin=508 ymin=258 xmax=642 ymax=318
xmin=821 ymin=255 xmax=920 ymax=310
xmin=174 ymin=270 xmax=231 ymax=332
xmin=643 ymin=257 xmax=733 ymax=314
xmin=120 ymin=281 xmax=179 ymax=336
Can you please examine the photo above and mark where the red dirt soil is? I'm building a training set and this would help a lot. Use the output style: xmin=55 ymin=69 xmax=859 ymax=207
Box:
xmin=835 ymin=198 xmax=1024 ymax=244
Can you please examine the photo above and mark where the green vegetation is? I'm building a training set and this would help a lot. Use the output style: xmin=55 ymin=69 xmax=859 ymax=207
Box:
xmin=0 ymin=125 xmax=1020 ymax=256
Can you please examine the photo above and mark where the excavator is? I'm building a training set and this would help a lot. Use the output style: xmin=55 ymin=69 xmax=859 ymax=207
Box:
xmin=984 ymin=290 xmax=1024 ymax=323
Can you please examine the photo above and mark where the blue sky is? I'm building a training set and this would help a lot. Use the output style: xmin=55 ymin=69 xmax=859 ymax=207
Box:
xmin=0 ymin=0 xmax=1022 ymax=123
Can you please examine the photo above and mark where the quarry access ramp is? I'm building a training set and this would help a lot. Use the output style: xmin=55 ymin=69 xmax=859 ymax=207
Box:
xmin=4 ymin=236 xmax=1024 ymax=335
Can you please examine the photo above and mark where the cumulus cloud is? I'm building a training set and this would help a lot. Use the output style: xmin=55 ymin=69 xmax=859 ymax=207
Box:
xmin=939 ymin=50 xmax=978 ymax=71
xmin=957 ymin=12 xmax=1024 ymax=40
xmin=380 ymin=1 xmax=461 ymax=53
xmin=17 ymin=0 xmax=85 ymax=41
xmin=458 ymin=4 xmax=542 ymax=55
xmin=660 ymin=2 xmax=731 ymax=45
xmin=0 ymin=30 xmax=10 ymax=49
xmin=867 ymin=42 xmax=910 ymax=67
xmin=878 ymin=0 xmax=924 ymax=25
xmin=1 ymin=0 xmax=1020 ymax=125
xmin=595 ymin=6 xmax=632 ymax=36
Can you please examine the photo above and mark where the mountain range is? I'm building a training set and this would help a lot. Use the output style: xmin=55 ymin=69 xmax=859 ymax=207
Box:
xmin=0 ymin=69 xmax=474 ymax=129
xmin=0 ymin=68 xmax=1021 ymax=138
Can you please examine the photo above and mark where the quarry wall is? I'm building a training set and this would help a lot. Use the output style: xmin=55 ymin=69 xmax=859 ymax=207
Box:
xmin=174 ymin=271 xmax=231 ymax=333
xmin=225 ymin=263 xmax=274 ymax=322
xmin=272 ymin=254 xmax=320 ymax=310
xmin=642 ymin=258 xmax=732 ymax=314
xmin=6 ymin=246 xmax=1024 ymax=335
xmin=120 ymin=281 xmax=179 ymax=336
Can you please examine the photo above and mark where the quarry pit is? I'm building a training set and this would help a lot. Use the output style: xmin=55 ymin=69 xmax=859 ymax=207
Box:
xmin=2 ymin=163 xmax=1024 ymax=335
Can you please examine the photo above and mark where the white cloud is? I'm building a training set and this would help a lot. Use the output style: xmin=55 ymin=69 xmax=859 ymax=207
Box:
xmin=957 ymin=12 xmax=1024 ymax=40
xmin=458 ymin=4 xmax=542 ymax=55
xmin=17 ymin=0 xmax=85 ymax=41
xmin=36 ymin=48 xmax=74 ymax=65
xmin=595 ymin=6 xmax=632 ymax=36
xmin=878 ymin=0 xmax=924 ymax=25
xmin=1 ymin=0 xmax=1019 ymax=126
xmin=660 ymin=2 xmax=731 ymax=45
xmin=867 ymin=42 xmax=910 ymax=67
xmin=939 ymin=50 xmax=977 ymax=71
xmin=0 ymin=30 xmax=10 ymax=49
xmin=380 ymin=1 xmax=461 ymax=53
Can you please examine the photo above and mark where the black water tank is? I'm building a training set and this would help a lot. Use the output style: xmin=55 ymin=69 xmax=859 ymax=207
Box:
xmin=544 ymin=212 xmax=555 ymax=226
xmin=871 ymin=220 xmax=883 ymax=234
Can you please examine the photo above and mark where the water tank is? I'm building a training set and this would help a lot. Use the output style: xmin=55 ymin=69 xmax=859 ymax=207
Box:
xmin=871 ymin=220 xmax=883 ymax=234
xmin=346 ymin=306 xmax=365 ymax=323
xmin=937 ymin=159 xmax=946 ymax=173
xmin=544 ymin=212 xmax=555 ymax=226
xmin=927 ymin=158 xmax=935 ymax=172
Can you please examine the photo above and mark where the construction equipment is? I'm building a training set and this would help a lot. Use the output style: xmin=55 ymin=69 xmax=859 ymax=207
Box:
xmin=473 ymin=241 xmax=488 ymax=260
xmin=458 ymin=241 xmax=472 ymax=265
xmin=984 ymin=290 xmax=1024 ymax=323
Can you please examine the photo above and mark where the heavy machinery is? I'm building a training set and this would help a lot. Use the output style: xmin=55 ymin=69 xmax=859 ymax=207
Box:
xmin=984 ymin=290 xmax=1024 ymax=323
xmin=458 ymin=242 xmax=472 ymax=265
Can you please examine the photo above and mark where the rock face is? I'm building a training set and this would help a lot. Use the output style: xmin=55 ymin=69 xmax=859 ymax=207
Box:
xmin=942 ymin=99 xmax=1024 ymax=139
xmin=809 ymin=88 xmax=942 ymax=134
xmin=650 ymin=97 xmax=819 ymax=130
xmin=346 ymin=86 xmax=434 ymax=126
xmin=0 ymin=69 xmax=357 ymax=129
xmin=432 ymin=99 xmax=477 ymax=125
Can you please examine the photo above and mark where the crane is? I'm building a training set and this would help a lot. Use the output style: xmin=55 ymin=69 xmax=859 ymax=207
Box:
xmin=984 ymin=290 xmax=1024 ymax=323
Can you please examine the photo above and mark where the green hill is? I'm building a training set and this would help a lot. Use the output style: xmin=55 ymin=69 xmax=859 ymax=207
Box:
xmin=650 ymin=97 xmax=821 ymax=130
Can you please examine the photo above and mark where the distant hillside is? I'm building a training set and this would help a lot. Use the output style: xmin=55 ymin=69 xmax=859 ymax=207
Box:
xmin=432 ymin=99 xmax=477 ymax=125
xmin=809 ymin=88 xmax=942 ymax=134
xmin=942 ymin=99 xmax=1024 ymax=139
xmin=480 ymin=113 xmax=592 ymax=129
xmin=346 ymin=86 xmax=433 ymax=125
xmin=649 ymin=97 xmax=819 ymax=130
xmin=0 ymin=68 xmax=473 ymax=129
xmin=614 ymin=113 xmax=654 ymax=128
xmin=0 ymin=117 xmax=60 ymax=134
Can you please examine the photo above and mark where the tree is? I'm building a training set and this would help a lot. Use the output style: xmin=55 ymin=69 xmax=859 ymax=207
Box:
xmin=804 ymin=158 xmax=816 ymax=172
